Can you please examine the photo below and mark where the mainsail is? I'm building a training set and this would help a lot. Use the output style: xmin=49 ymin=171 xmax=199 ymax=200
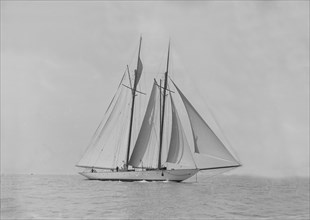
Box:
xmin=129 ymin=82 xmax=159 ymax=167
xmin=173 ymin=82 xmax=240 ymax=169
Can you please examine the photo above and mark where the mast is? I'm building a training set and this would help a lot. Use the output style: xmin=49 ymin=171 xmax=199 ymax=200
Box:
xmin=159 ymin=79 xmax=162 ymax=136
xmin=158 ymin=41 xmax=170 ymax=169
xmin=125 ymin=36 xmax=142 ymax=170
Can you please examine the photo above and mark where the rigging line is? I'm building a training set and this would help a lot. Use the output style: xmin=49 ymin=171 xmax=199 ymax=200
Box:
xmin=155 ymin=49 xmax=167 ymax=80
xmin=127 ymin=65 xmax=133 ymax=89
xmin=169 ymin=41 xmax=175 ymax=81
xmin=105 ymin=70 xmax=126 ymax=115
xmin=199 ymin=164 xmax=241 ymax=171
xmin=203 ymin=167 xmax=236 ymax=178
xmin=198 ymin=153 xmax=238 ymax=164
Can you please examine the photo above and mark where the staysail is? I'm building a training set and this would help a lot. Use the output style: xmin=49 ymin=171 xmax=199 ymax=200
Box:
xmin=173 ymin=82 xmax=240 ymax=168
xmin=128 ymin=81 xmax=159 ymax=167
xmin=166 ymin=95 xmax=196 ymax=168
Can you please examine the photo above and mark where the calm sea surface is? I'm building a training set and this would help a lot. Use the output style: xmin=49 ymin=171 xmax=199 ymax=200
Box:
xmin=1 ymin=174 xmax=309 ymax=219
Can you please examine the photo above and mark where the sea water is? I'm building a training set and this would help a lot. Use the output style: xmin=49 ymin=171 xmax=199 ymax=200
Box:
xmin=1 ymin=174 xmax=309 ymax=219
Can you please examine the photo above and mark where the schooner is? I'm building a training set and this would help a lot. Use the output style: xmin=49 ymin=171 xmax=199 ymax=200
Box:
xmin=76 ymin=37 xmax=241 ymax=182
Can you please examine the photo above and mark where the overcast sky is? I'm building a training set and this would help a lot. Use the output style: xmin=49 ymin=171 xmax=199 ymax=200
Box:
xmin=1 ymin=1 xmax=309 ymax=177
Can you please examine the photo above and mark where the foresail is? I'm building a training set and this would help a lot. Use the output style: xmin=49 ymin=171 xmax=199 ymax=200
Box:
xmin=166 ymin=95 xmax=196 ymax=168
xmin=128 ymin=82 xmax=159 ymax=167
xmin=173 ymin=82 xmax=240 ymax=168
xmin=77 ymin=76 xmax=131 ymax=169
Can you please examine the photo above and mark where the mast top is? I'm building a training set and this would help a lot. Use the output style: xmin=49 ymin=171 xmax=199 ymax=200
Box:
xmin=166 ymin=40 xmax=170 ymax=73
xmin=138 ymin=35 xmax=142 ymax=58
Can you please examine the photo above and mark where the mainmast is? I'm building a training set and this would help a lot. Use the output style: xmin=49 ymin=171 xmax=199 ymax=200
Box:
xmin=125 ymin=36 xmax=142 ymax=170
xmin=158 ymin=41 xmax=170 ymax=169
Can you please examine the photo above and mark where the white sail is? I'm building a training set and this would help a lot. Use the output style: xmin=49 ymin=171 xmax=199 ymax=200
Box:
xmin=77 ymin=38 xmax=241 ymax=182
xmin=173 ymin=82 xmax=240 ymax=168
xmin=129 ymin=81 xmax=160 ymax=167
xmin=166 ymin=95 xmax=196 ymax=168
xmin=77 ymin=76 xmax=131 ymax=169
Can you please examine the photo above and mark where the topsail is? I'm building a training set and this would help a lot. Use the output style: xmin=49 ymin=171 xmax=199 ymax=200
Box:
xmin=133 ymin=57 xmax=143 ymax=89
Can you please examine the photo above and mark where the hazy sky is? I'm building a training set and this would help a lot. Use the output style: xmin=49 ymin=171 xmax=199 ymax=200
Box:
xmin=1 ymin=1 xmax=309 ymax=177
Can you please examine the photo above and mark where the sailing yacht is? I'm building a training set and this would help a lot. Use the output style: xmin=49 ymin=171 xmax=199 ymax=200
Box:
xmin=76 ymin=37 xmax=241 ymax=182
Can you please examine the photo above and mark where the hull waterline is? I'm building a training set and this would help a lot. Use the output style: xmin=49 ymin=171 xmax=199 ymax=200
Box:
xmin=79 ymin=169 xmax=199 ymax=182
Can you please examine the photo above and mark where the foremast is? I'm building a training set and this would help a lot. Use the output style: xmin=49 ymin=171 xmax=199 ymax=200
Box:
xmin=158 ymin=41 xmax=170 ymax=169
xmin=125 ymin=36 xmax=142 ymax=170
